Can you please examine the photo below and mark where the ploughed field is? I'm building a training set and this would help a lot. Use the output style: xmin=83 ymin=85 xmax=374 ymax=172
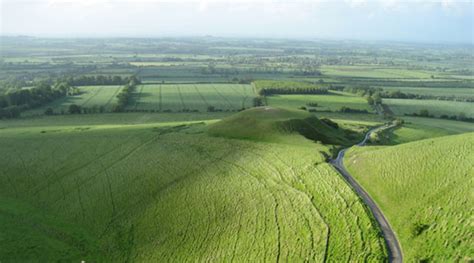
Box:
xmin=345 ymin=132 xmax=474 ymax=261
xmin=0 ymin=108 xmax=386 ymax=262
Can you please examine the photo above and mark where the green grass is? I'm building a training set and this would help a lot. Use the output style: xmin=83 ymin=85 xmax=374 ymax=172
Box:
xmin=128 ymin=84 xmax=255 ymax=112
xmin=384 ymin=98 xmax=474 ymax=118
xmin=0 ymin=112 xmax=232 ymax=129
xmin=389 ymin=116 xmax=474 ymax=144
xmin=23 ymin=85 xmax=122 ymax=116
xmin=345 ymin=133 xmax=474 ymax=261
xmin=266 ymin=93 xmax=373 ymax=112
xmin=0 ymin=109 xmax=386 ymax=261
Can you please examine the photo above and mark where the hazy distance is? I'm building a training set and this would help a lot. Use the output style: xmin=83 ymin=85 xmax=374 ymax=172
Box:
xmin=1 ymin=0 xmax=473 ymax=43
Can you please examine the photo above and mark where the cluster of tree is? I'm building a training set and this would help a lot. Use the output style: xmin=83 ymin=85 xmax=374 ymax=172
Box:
xmin=331 ymin=85 xmax=381 ymax=97
xmin=254 ymin=80 xmax=328 ymax=96
xmin=43 ymin=104 xmax=108 ymax=115
xmin=112 ymin=76 xmax=141 ymax=112
xmin=207 ymin=105 xmax=248 ymax=112
xmin=338 ymin=106 xmax=369 ymax=114
xmin=231 ymin=77 xmax=254 ymax=84
xmin=0 ymin=81 xmax=72 ymax=119
xmin=300 ymin=106 xmax=368 ymax=114
xmin=259 ymin=87 xmax=328 ymax=96
xmin=366 ymin=93 xmax=383 ymax=105
xmin=253 ymin=97 xmax=265 ymax=107
xmin=405 ymin=110 xmax=473 ymax=123
xmin=61 ymin=75 xmax=135 ymax=86
xmin=332 ymin=85 xmax=474 ymax=103
xmin=378 ymin=90 xmax=474 ymax=102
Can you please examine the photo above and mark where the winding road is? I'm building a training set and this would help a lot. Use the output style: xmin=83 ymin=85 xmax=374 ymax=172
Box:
xmin=330 ymin=125 xmax=403 ymax=263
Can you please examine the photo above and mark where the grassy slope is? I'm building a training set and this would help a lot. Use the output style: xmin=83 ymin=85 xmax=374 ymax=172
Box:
xmin=345 ymin=133 xmax=474 ymax=261
xmin=0 ymin=109 xmax=386 ymax=261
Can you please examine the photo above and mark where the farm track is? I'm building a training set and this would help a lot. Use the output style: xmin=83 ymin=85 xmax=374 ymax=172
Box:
xmin=134 ymin=85 xmax=145 ymax=110
xmin=211 ymin=84 xmax=235 ymax=109
xmin=330 ymin=125 xmax=403 ymax=263
xmin=104 ymin=86 xmax=122 ymax=109
xmin=228 ymin=84 xmax=250 ymax=109
xmin=81 ymin=86 xmax=103 ymax=107
xmin=193 ymin=84 xmax=210 ymax=107
xmin=158 ymin=84 xmax=162 ymax=111
xmin=176 ymin=85 xmax=186 ymax=110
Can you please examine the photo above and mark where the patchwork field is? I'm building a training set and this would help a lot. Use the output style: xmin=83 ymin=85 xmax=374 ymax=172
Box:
xmin=384 ymin=98 xmax=474 ymax=118
xmin=128 ymin=84 xmax=255 ymax=112
xmin=266 ymin=93 xmax=373 ymax=112
xmin=0 ymin=108 xmax=386 ymax=261
xmin=23 ymin=85 xmax=123 ymax=116
xmin=345 ymin=133 xmax=474 ymax=261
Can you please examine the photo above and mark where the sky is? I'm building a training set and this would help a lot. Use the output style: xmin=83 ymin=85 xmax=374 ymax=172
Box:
xmin=0 ymin=0 xmax=473 ymax=43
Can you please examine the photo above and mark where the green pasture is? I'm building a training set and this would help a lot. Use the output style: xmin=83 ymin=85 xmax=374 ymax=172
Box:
xmin=0 ymin=109 xmax=386 ymax=261
xmin=266 ymin=93 xmax=373 ymax=112
xmin=346 ymin=133 xmax=474 ymax=261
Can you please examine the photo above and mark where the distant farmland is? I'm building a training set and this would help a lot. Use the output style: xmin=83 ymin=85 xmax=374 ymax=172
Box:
xmin=23 ymin=84 xmax=256 ymax=116
xmin=384 ymin=98 xmax=474 ymax=118
xmin=128 ymin=84 xmax=255 ymax=112
xmin=23 ymin=85 xmax=123 ymax=116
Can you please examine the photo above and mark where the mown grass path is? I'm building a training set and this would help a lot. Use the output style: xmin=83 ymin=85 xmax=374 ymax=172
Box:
xmin=330 ymin=125 xmax=403 ymax=263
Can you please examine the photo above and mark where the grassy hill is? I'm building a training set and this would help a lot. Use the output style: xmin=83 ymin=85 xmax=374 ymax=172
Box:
xmin=208 ymin=107 xmax=360 ymax=145
xmin=345 ymin=133 xmax=474 ymax=261
xmin=0 ymin=108 xmax=386 ymax=261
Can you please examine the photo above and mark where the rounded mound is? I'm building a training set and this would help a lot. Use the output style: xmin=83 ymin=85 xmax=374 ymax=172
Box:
xmin=208 ymin=107 xmax=353 ymax=145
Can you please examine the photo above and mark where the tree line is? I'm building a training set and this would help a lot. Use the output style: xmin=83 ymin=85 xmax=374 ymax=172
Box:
xmin=405 ymin=110 xmax=473 ymax=123
xmin=60 ymin=75 xmax=135 ymax=86
xmin=111 ymin=76 xmax=140 ymax=112
xmin=254 ymin=80 xmax=328 ymax=96
xmin=330 ymin=85 xmax=473 ymax=103
xmin=0 ymin=75 xmax=140 ymax=118
xmin=0 ymin=81 xmax=73 ymax=118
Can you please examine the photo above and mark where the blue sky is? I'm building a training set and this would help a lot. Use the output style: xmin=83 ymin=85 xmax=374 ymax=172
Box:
xmin=1 ymin=0 xmax=472 ymax=43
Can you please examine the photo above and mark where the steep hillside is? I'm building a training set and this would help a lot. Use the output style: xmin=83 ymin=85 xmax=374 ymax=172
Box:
xmin=0 ymin=113 xmax=386 ymax=261
xmin=345 ymin=133 xmax=474 ymax=261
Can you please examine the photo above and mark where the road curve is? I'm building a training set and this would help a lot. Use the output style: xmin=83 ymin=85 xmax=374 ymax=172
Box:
xmin=330 ymin=125 xmax=403 ymax=263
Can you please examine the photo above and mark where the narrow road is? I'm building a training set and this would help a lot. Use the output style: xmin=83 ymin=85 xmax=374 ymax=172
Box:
xmin=330 ymin=125 xmax=403 ymax=263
